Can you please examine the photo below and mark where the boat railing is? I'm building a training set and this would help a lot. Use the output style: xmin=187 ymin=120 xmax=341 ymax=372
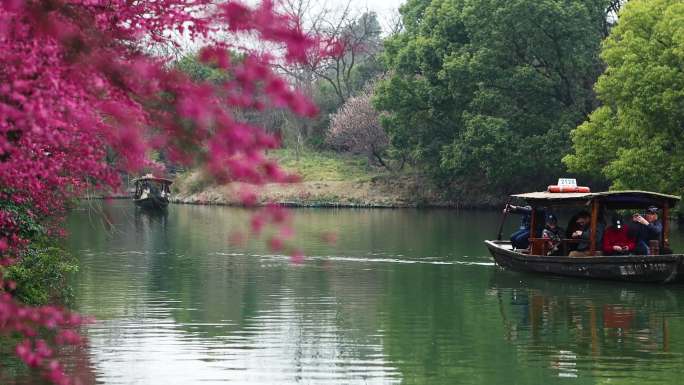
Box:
xmin=528 ymin=238 xmax=664 ymax=257
xmin=528 ymin=238 xmax=582 ymax=256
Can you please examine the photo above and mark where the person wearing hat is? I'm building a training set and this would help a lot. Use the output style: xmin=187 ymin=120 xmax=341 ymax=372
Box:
xmin=541 ymin=213 xmax=563 ymax=255
xmin=602 ymin=215 xmax=635 ymax=255
xmin=629 ymin=206 xmax=662 ymax=255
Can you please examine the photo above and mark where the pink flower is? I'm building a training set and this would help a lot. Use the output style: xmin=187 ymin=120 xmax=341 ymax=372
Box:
xmin=0 ymin=1 xmax=323 ymax=382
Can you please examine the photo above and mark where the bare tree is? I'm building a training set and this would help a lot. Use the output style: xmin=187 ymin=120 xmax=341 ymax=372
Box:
xmin=278 ymin=0 xmax=383 ymax=104
xmin=326 ymin=84 xmax=389 ymax=169
xmin=239 ymin=0 xmax=385 ymax=156
xmin=603 ymin=0 xmax=626 ymax=37
xmin=382 ymin=8 xmax=404 ymax=37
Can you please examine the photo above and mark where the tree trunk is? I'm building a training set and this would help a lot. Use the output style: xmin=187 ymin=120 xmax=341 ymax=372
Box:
xmin=371 ymin=149 xmax=391 ymax=171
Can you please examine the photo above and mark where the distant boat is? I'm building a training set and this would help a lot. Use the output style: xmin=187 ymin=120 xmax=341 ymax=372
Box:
xmin=485 ymin=189 xmax=683 ymax=283
xmin=132 ymin=174 xmax=173 ymax=210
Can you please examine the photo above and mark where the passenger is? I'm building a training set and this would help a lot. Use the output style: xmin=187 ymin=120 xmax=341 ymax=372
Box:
xmin=505 ymin=205 xmax=546 ymax=250
xmin=629 ymin=206 xmax=662 ymax=255
xmin=505 ymin=204 xmax=532 ymax=250
xmin=568 ymin=211 xmax=604 ymax=257
xmin=565 ymin=213 xmax=582 ymax=252
xmin=541 ymin=214 xmax=564 ymax=255
xmin=602 ymin=215 xmax=635 ymax=255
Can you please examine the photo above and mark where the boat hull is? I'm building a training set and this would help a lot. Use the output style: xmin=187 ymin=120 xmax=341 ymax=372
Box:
xmin=134 ymin=196 xmax=169 ymax=210
xmin=485 ymin=240 xmax=683 ymax=283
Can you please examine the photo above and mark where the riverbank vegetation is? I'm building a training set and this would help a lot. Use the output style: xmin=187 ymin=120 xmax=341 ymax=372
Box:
xmin=1 ymin=0 xmax=683 ymax=383
xmin=0 ymin=199 xmax=78 ymax=381
xmin=375 ymin=0 xmax=679 ymax=201
xmin=375 ymin=0 xmax=620 ymax=194
xmin=0 ymin=200 xmax=76 ymax=306
xmin=174 ymin=149 xmax=404 ymax=207
xmin=0 ymin=1 xmax=330 ymax=382
xmin=177 ymin=0 xmax=684 ymax=208
xmin=4 ymin=244 xmax=77 ymax=307
xmin=564 ymin=0 xmax=684 ymax=194
xmin=173 ymin=148 xmax=503 ymax=207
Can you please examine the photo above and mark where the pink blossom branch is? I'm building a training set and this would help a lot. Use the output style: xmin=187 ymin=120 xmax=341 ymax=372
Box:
xmin=0 ymin=0 xmax=330 ymax=382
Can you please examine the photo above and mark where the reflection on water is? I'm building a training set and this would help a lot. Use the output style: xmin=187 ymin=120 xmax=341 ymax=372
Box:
xmin=489 ymin=273 xmax=684 ymax=383
xmin=3 ymin=201 xmax=684 ymax=384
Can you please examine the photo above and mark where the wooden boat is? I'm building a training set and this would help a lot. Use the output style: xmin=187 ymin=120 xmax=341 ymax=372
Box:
xmin=132 ymin=174 xmax=173 ymax=210
xmin=485 ymin=189 xmax=683 ymax=283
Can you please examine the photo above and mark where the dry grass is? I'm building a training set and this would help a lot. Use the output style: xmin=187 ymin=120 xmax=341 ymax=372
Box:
xmin=268 ymin=149 xmax=384 ymax=182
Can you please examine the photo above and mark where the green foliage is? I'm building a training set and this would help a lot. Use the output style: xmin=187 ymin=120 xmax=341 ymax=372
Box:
xmin=0 ymin=196 xmax=77 ymax=306
xmin=4 ymin=243 xmax=77 ymax=306
xmin=564 ymin=0 xmax=684 ymax=195
xmin=376 ymin=0 xmax=614 ymax=191
xmin=175 ymin=54 xmax=232 ymax=83
xmin=0 ymin=195 xmax=45 ymax=241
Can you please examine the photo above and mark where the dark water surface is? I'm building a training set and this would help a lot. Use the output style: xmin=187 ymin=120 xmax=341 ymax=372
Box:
xmin=5 ymin=201 xmax=684 ymax=384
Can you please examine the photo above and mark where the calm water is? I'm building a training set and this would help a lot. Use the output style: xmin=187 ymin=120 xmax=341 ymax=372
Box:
xmin=4 ymin=201 xmax=684 ymax=384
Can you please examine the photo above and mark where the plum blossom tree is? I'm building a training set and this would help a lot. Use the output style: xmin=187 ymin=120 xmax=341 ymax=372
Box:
xmin=326 ymin=84 xmax=389 ymax=168
xmin=0 ymin=0 xmax=326 ymax=383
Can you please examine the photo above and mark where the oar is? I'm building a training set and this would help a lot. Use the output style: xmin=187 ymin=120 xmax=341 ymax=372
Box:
xmin=496 ymin=198 xmax=513 ymax=241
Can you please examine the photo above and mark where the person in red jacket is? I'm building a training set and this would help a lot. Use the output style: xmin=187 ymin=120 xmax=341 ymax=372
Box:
xmin=603 ymin=215 xmax=636 ymax=255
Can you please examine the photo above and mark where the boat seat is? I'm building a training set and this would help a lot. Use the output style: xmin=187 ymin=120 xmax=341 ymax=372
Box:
xmin=529 ymin=238 xmax=598 ymax=256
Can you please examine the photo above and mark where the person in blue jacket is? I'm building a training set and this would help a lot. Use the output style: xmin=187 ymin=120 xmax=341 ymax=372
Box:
xmin=629 ymin=206 xmax=662 ymax=255
xmin=505 ymin=204 xmax=545 ymax=250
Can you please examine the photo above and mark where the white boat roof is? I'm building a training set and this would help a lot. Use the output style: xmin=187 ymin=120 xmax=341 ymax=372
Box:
xmin=512 ymin=190 xmax=680 ymax=208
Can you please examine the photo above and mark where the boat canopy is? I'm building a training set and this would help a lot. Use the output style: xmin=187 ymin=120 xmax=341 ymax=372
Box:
xmin=133 ymin=175 xmax=173 ymax=185
xmin=511 ymin=190 xmax=680 ymax=209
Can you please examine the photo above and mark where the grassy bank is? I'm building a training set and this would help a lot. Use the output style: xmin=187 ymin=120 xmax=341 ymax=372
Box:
xmin=172 ymin=149 xmax=502 ymax=208
xmin=272 ymin=149 xmax=383 ymax=182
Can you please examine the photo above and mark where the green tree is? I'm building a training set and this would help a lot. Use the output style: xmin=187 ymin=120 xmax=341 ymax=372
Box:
xmin=564 ymin=0 xmax=684 ymax=194
xmin=175 ymin=54 xmax=231 ymax=83
xmin=376 ymin=0 xmax=618 ymax=193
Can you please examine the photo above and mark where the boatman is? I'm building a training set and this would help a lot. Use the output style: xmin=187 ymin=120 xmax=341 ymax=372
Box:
xmin=505 ymin=204 xmax=545 ymax=250
xmin=505 ymin=204 xmax=532 ymax=250
xmin=629 ymin=206 xmax=662 ymax=255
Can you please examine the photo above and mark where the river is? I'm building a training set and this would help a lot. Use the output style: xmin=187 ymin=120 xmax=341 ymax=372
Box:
xmin=4 ymin=200 xmax=684 ymax=384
